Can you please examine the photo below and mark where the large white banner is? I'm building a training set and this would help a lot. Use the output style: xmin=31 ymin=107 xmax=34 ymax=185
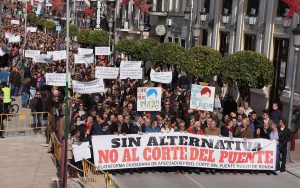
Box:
xmin=95 ymin=67 xmax=119 ymax=79
xmin=137 ymin=87 xmax=162 ymax=111
xmin=8 ymin=35 xmax=21 ymax=43
xmin=26 ymin=27 xmax=38 ymax=32
xmin=11 ymin=20 xmax=20 ymax=25
xmin=46 ymin=73 xmax=68 ymax=86
xmin=25 ymin=50 xmax=41 ymax=58
xmin=78 ymin=48 xmax=93 ymax=55
xmin=74 ymin=54 xmax=94 ymax=64
xmin=47 ymin=50 xmax=67 ymax=61
xmin=190 ymin=84 xmax=216 ymax=112
xmin=120 ymin=61 xmax=142 ymax=68
xmin=72 ymin=79 xmax=105 ymax=94
xmin=95 ymin=47 xmax=110 ymax=56
xmin=92 ymin=133 xmax=277 ymax=171
xmin=120 ymin=68 xmax=143 ymax=80
xmin=150 ymin=69 xmax=172 ymax=84
xmin=33 ymin=54 xmax=53 ymax=63
xmin=72 ymin=142 xmax=91 ymax=162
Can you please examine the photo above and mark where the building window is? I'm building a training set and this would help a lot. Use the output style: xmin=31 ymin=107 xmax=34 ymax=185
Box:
xmin=271 ymin=38 xmax=290 ymax=102
xmin=174 ymin=38 xmax=179 ymax=44
xmin=204 ymin=0 xmax=210 ymax=12
xmin=277 ymin=0 xmax=289 ymax=17
xmin=223 ymin=0 xmax=233 ymax=14
xmin=246 ymin=0 xmax=259 ymax=15
xmin=219 ymin=32 xmax=230 ymax=57
xmin=202 ymin=30 xmax=208 ymax=46
xmin=181 ymin=39 xmax=186 ymax=48
xmin=244 ymin=34 xmax=256 ymax=51
xmin=168 ymin=37 xmax=173 ymax=42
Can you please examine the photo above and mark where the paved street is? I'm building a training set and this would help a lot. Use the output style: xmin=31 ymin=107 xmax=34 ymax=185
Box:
xmin=0 ymin=135 xmax=58 ymax=188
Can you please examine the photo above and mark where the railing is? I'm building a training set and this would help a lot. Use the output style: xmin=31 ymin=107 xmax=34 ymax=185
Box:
xmin=0 ymin=112 xmax=49 ymax=134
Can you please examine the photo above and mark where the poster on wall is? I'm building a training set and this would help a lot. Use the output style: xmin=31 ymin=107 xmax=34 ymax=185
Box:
xmin=190 ymin=84 xmax=215 ymax=112
xmin=137 ymin=87 xmax=162 ymax=111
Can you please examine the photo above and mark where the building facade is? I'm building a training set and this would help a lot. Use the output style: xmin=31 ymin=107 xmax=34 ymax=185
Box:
xmin=114 ymin=0 xmax=300 ymax=116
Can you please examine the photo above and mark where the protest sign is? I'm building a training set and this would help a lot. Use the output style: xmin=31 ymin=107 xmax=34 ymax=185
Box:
xmin=95 ymin=67 xmax=119 ymax=79
xmin=5 ymin=32 xmax=13 ymax=39
xmin=95 ymin=47 xmax=110 ymax=56
xmin=11 ymin=20 xmax=20 ymax=25
xmin=0 ymin=49 xmax=5 ymax=56
xmin=120 ymin=61 xmax=142 ymax=68
xmin=25 ymin=50 xmax=40 ymax=58
xmin=72 ymin=79 xmax=105 ymax=94
xmin=72 ymin=142 xmax=91 ymax=162
xmin=47 ymin=50 xmax=67 ymax=61
xmin=137 ymin=87 xmax=161 ymax=111
xmin=26 ymin=27 xmax=37 ymax=32
xmin=150 ymin=69 xmax=172 ymax=84
xmin=74 ymin=54 xmax=94 ymax=64
xmin=190 ymin=84 xmax=215 ymax=112
xmin=46 ymin=73 xmax=68 ymax=86
xmin=78 ymin=48 xmax=93 ymax=55
xmin=120 ymin=68 xmax=143 ymax=80
xmin=8 ymin=35 xmax=21 ymax=43
xmin=33 ymin=54 xmax=53 ymax=63
xmin=92 ymin=133 xmax=277 ymax=171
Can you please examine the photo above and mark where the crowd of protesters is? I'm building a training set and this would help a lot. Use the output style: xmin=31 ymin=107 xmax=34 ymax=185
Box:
xmin=1 ymin=1 xmax=300 ymax=178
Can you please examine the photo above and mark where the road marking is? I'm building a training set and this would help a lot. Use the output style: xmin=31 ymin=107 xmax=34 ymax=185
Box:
xmin=184 ymin=174 xmax=206 ymax=188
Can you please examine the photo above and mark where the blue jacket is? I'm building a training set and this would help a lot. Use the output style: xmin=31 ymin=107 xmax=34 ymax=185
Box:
xmin=145 ymin=125 xmax=161 ymax=133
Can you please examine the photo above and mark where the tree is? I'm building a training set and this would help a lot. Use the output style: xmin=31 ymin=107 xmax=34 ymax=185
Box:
xmin=116 ymin=39 xmax=139 ymax=58
xmin=221 ymin=51 xmax=274 ymax=98
xmin=62 ymin=24 xmax=78 ymax=39
xmin=151 ymin=42 xmax=186 ymax=66
xmin=77 ymin=30 xmax=110 ymax=47
xmin=135 ymin=38 xmax=159 ymax=61
xmin=183 ymin=46 xmax=223 ymax=79
xmin=27 ymin=13 xmax=38 ymax=24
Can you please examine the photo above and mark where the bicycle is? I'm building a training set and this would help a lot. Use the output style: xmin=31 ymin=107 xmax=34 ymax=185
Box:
xmin=8 ymin=98 xmax=19 ymax=115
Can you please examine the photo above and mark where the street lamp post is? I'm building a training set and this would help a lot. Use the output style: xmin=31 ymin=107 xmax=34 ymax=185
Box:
xmin=288 ymin=24 xmax=300 ymax=162
xmin=24 ymin=1 xmax=28 ymax=59
xmin=108 ymin=18 xmax=113 ymax=62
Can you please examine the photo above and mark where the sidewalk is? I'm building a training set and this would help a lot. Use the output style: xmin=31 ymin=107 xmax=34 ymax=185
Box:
xmin=287 ymin=139 xmax=300 ymax=178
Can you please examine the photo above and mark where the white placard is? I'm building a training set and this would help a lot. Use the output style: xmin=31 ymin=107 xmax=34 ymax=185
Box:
xmin=190 ymin=84 xmax=216 ymax=112
xmin=47 ymin=50 xmax=67 ymax=61
xmin=72 ymin=79 xmax=105 ymax=94
xmin=26 ymin=27 xmax=38 ymax=32
xmin=33 ymin=54 xmax=53 ymax=63
xmin=25 ymin=50 xmax=40 ymax=58
xmin=120 ymin=61 xmax=142 ymax=68
xmin=120 ymin=68 xmax=143 ymax=80
xmin=95 ymin=47 xmax=110 ymax=56
xmin=5 ymin=32 xmax=13 ymax=39
xmin=95 ymin=67 xmax=119 ymax=79
xmin=72 ymin=142 xmax=91 ymax=162
xmin=74 ymin=54 xmax=94 ymax=64
xmin=137 ymin=87 xmax=162 ymax=111
xmin=0 ymin=49 xmax=5 ymax=56
xmin=46 ymin=73 xmax=68 ymax=86
xmin=78 ymin=48 xmax=93 ymax=55
xmin=11 ymin=20 xmax=20 ymax=25
xmin=8 ymin=35 xmax=21 ymax=43
xmin=150 ymin=69 xmax=172 ymax=84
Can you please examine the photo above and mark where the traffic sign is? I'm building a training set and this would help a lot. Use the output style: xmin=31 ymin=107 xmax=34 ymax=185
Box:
xmin=56 ymin=25 xmax=61 ymax=32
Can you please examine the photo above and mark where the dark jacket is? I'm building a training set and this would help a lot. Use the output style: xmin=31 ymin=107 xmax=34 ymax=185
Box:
xmin=270 ymin=109 xmax=282 ymax=124
xmin=121 ymin=122 xmax=131 ymax=134
xmin=278 ymin=127 xmax=292 ymax=149
xmin=9 ymin=71 xmax=21 ymax=86
xmin=29 ymin=97 xmax=45 ymax=112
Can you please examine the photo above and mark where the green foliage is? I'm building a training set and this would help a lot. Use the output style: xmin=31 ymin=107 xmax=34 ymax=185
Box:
xmin=27 ymin=13 xmax=38 ymax=24
xmin=151 ymin=42 xmax=186 ymax=66
xmin=221 ymin=51 xmax=274 ymax=89
xmin=78 ymin=30 xmax=110 ymax=47
xmin=134 ymin=39 xmax=159 ymax=61
xmin=116 ymin=39 xmax=139 ymax=57
xmin=34 ymin=17 xmax=55 ymax=31
xmin=183 ymin=46 xmax=223 ymax=79
xmin=62 ymin=24 xmax=79 ymax=39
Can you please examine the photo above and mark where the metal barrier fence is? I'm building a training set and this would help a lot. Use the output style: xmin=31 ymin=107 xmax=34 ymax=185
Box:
xmin=51 ymin=134 xmax=120 ymax=188
xmin=0 ymin=112 xmax=49 ymax=133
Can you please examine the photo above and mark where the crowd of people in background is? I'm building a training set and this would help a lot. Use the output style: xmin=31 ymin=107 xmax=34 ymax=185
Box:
xmin=1 ymin=1 xmax=300 ymax=178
